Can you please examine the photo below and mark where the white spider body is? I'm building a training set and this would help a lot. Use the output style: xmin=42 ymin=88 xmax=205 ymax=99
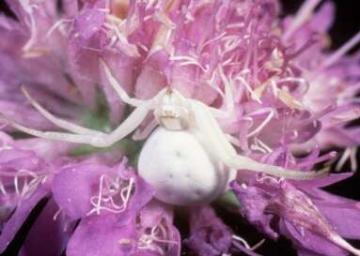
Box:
xmin=3 ymin=61 xmax=327 ymax=207
xmin=138 ymin=127 xmax=230 ymax=205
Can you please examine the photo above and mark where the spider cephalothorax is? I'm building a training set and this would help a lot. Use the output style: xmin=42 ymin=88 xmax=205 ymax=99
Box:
xmin=154 ymin=88 xmax=194 ymax=131
xmin=1 ymin=60 xmax=327 ymax=206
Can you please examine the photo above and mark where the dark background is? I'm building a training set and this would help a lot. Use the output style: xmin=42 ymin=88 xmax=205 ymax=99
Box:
xmin=0 ymin=0 xmax=360 ymax=255
xmin=282 ymin=0 xmax=360 ymax=51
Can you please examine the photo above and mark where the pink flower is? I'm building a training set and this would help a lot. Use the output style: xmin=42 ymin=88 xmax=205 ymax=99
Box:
xmin=0 ymin=0 xmax=359 ymax=255
xmin=281 ymin=0 xmax=360 ymax=169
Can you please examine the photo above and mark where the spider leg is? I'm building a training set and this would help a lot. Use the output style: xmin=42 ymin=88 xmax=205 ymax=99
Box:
xmin=1 ymin=102 xmax=153 ymax=148
xmin=190 ymin=100 xmax=328 ymax=180
xmin=225 ymin=134 xmax=242 ymax=148
xmin=208 ymin=69 xmax=242 ymax=129
xmin=100 ymin=59 xmax=145 ymax=107
xmin=2 ymin=119 xmax=103 ymax=145
xmin=227 ymin=153 xmax=329 ymax=180
xmin=132 ymin=118 xmax=158 ymax=141
xmin=21 ymin=86 xmax=100 ymax=135
xmin=102 ymin=102 xmax=153 ymax=146
xmin=208 ymin=106 xmax=228 ymax=118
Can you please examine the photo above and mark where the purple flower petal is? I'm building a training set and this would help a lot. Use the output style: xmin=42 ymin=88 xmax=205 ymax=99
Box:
xmin=307 ymin=189 xmax=360 ymax=240
xmin=0 ymin=185 xmax=49 ymax=253
xmin=67 ymin=200 xmax=179 ymax=256
xmin=280 ymin=219 xmax=347 ymax=256
xmin=51 ymin=161 xmax=114 ymax=219
xmin=138 ymin=200 xmax=180 ymax=256
xmin=19 ymin=198 xmax=73 ymax=256
xmin=185 ymin=206 xmax=232 ymax=256
xmin=52 ymin=159 xmax=154 ymax=220
xmin=232 ymin=175 xmax=360 ymax=255
xmin=67 ymin=212 xmax=137 ymax=256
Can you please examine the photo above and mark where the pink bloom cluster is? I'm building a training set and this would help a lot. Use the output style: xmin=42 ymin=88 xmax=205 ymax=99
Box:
xmin=0 ymin=0 xmax=359 ymax=255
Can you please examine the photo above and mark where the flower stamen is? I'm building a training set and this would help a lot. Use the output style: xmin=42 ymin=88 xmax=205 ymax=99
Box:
xmin=87 ymin=175 xmax=135 ymax=215
xmin=246 ymin=108 xmax=276 ymax=138
xmin=282 ymin=0 xmax=322 ymax=42
xmin=0 ymin=180 xmax=7 ymax=195
xmin=138 ymin=224 xmax=178 ymax=255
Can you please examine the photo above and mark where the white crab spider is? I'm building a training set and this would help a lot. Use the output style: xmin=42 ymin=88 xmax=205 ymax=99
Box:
xmin=2 ymin=60 xmax=327 ymax=206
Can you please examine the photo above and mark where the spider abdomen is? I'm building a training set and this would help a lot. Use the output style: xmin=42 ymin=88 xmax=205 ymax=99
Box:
xmin=138 ymin=127 xmax=229 ymax=206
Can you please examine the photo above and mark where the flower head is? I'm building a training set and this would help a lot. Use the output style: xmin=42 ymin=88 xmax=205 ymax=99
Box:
xmin=0 ymin=0 xmax=359 ymax=255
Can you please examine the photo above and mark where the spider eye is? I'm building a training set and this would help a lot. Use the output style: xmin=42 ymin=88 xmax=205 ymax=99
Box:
xmin=155 ymin=90 xmax=192 ymax=130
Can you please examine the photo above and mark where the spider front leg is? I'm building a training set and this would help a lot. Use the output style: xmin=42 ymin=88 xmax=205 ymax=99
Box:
xmin=1 ymin=102 xmax=153 ymax=148
xmin=190 ymin=100 xmax=328 ymax=180
xmin=100 ymin=59 xmax=147 ymax=107
xmin=5 ymin=60 xmax=162 ymax=147
xmin=21 ymin=86 xmax=100 ymax=135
